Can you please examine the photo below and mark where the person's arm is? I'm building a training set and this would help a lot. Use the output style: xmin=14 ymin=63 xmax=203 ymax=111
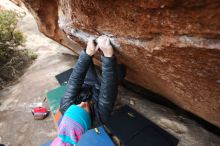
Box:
xmin=96 ymin=36 xmax=118 ymax=123
xmin=60 ymin=38 xmax=98 ymax=115
xmin=97 ymin=56 xmax=118 ymax=123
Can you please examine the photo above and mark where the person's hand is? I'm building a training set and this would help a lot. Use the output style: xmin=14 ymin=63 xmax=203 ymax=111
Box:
xmin=77 ymin=102 xmax=90 ymax=114
xmin=86 ymin=37 xmax=98 ymax=56
xmin=96 ymin=35 xmax=114 ymax=57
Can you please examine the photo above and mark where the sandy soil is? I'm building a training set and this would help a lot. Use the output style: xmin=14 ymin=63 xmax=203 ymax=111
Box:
xmin=0 ymin=1 xmax=219 ymax=146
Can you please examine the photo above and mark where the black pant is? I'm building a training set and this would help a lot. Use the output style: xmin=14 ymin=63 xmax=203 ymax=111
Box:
xmin=84 ymin=61 xmax=125 ymax=87
xmin=84 ymin=61 xmax=100 ymax=86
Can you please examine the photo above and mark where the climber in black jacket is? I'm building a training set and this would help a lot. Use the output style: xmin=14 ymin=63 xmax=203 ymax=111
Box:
xmin=59 ymin=35 xmax=119 ymax=125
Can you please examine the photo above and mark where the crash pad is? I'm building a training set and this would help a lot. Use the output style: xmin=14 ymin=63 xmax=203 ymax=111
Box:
xmin=106 ymin=105 xmax=179 ymax=146
xmin=46 ymin=85 xmax=67 ymax=115
xmin=77 ymin=126 xmax=115 ymax=146
xmin=55 ymin=68 xmax=73 ymax=85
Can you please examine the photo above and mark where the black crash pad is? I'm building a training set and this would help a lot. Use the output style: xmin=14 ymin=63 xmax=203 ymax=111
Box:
xmin=55 ymin=68 xmax=73 ymax=85
xmin=106 ymin=105 xmax=179 ymax=146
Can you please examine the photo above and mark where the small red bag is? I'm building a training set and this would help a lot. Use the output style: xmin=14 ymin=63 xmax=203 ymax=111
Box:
xmin=32 ymin=106 xmax=48 ymax=120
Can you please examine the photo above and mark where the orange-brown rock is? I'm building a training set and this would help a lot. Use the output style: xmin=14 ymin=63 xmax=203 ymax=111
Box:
xmin=21 ymin=0 xmax=220 ymax=127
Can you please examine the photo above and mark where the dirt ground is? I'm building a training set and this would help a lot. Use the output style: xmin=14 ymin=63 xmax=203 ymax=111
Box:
xmin=0 ymin=1 xmax=77 ymax=145
xmin=0 ymin=1 xmax=219 ymax=146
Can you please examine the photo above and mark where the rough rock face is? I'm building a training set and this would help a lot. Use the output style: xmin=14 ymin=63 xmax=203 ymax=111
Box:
xmin=21 ymin=0 xmax=220 ymax=127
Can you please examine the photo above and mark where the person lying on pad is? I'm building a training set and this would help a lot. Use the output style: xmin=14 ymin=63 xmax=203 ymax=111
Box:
xmin=51 ymin=35 xmax=124 ymax=145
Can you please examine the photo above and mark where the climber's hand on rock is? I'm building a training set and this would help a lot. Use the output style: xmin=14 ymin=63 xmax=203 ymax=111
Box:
xmin=96 ymin=35 xmax=114 ymax=57
xmin=86 ymin=37 xmax=98 ymax=56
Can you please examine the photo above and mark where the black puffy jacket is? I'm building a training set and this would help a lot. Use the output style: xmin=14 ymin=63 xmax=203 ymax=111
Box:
xmin=60 ymin=50 xmax=118 ymax=124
